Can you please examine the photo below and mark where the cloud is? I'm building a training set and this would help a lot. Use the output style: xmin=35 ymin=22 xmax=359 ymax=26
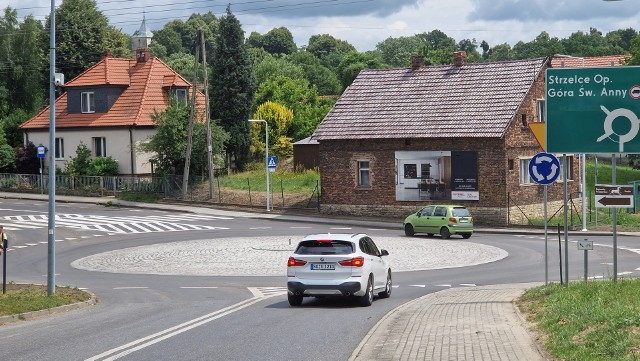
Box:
xmin=468 ymin=0 xmax=640 ymax=22
xmin=229 ymin=0 xmax=420 ymax=19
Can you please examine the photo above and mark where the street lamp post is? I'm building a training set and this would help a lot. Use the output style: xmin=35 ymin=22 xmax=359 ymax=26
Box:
xmin=556 ymin=54 xmax=588 ymax=232
xmin=248 ymin=119 xmax=269 ymax=211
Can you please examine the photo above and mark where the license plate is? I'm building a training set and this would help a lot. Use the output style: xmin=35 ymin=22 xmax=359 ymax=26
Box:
xmin=310 ymin=263 xmax=335 ymax=270
xmin=459 ymin=218 xmax=469 ymax=223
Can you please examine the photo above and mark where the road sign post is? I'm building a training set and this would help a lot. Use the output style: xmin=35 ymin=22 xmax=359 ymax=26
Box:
xmin=528 ymin=152 xmax=561 ymax=285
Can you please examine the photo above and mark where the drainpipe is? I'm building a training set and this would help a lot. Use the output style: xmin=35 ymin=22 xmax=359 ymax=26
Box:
xmin=129 ymin=127 xmax=135 ymax=175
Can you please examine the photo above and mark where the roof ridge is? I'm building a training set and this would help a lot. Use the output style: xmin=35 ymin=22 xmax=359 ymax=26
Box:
xmin=133 ymin=58 xmax=155 ymax=126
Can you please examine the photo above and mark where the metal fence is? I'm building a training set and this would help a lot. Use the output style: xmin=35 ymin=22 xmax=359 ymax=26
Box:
xmin=0 ymin=173 xmax=320 ymax=210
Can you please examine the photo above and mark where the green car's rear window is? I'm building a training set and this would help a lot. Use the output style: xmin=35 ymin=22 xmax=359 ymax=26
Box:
xmin=452 ymin=208 xmax=471 ymax=217
xmin=296 ymin=240 xmax=354 ymax=255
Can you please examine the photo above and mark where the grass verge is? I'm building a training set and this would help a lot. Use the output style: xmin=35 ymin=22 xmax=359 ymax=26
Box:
xmin=518 ymin=280 xmax=640 ymax=361
xmin=0 ymin=284 xmax=92 ymax=317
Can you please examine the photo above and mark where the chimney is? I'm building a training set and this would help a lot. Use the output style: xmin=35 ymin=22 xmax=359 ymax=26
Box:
xmin=410 ymin=55 xmax=425 ymax=70
xmin=453 ymin=51 xmax=467 ymax=67
xmin=136 ymin=48 xmax=150 ymax=63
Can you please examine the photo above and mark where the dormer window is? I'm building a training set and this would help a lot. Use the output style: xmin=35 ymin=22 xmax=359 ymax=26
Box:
xmin=81 ymin=92 xmax=95 ymax=113
xmin=174 ymin=89 xmax=187 ymax=105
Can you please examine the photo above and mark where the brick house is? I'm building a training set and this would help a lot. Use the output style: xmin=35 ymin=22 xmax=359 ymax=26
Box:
xmin=20 ymin=18 xmax=204 ymax=176
xmin=312 ymin=52 xmax=581 ymax=225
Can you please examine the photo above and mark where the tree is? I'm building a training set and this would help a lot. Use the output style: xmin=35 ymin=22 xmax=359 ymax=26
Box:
xmin=486 ymin=43 xmax=514 ymax=62
xmin=251 ymin=101 xmax=294 ymax=160
xmin=15 ymin=141 xmax=39 ymax=174
xmin=288 ymin=51 xmax=342 ymax=95
xmin=247 ymin=27 xmax=297 ymax=55
xmin=512 ymin=31 xmax=564 ymax=59
xmin=87 ymin=156 xmax=119 ymax=176
xmin=255 ymin=75 xmax=334 ymax=140
xmin=1 ymin=108 xmax=33 ymax=147
xmin=376 ymin=36 xmax=424 ymax=67
xmin=140 ymin=102 xmax=228 ymax=176
xmin=210 ymin=6 xmax=256 ymax=171
xmin=253 ymin=53 xmax=305 ymax=85
xmin=45 ymin=0 xmax=129 ymax=80
xmin=337 ymin=51 xmax=383 ymax=89
xmin=306 ymin=34 xmax=356 ymax=59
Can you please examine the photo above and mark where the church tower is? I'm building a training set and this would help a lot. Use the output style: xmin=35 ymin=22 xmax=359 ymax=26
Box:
xmin=132 ymin=15 xmax=153 ymax=55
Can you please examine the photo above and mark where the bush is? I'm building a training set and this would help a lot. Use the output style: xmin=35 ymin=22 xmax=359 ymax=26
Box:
xmin=87 ymin=157 xmax=119 ymax=176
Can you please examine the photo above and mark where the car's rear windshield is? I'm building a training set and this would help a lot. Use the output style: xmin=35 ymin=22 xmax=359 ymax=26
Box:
xmin=452 ymin=207 xmax=471 ymax=217
xmin=296 ymin=240 xmax=354 ymax=255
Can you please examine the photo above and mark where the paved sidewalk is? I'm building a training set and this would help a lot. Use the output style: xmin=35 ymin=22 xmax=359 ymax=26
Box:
xmin=350 ymin=283 xmax=546 ymax=361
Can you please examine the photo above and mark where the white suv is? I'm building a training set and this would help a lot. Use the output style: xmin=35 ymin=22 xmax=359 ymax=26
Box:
xmin=286 ymin=233 xmax=392 ymax=307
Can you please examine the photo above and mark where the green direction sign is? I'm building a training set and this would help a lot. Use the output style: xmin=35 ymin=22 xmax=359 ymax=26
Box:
xmin=546 ymin=67 xmax=640 ymax=153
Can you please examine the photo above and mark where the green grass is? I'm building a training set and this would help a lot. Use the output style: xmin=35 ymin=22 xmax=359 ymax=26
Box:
xmin=0 ymin=284 xmax=92 ymax=316
xmin=217 ymin=169 xmax=320 ymax=193
xmin=519 ymin=280 xmax=640 ymax=361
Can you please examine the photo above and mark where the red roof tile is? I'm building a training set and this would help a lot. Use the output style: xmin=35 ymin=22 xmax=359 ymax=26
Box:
xmin=313 ymin=57 xmax=548 ymax=140
xmin=550 ymin=55 xmax=629 ymax=68
xmin=21 ymin=56 xmax=203 ymax=129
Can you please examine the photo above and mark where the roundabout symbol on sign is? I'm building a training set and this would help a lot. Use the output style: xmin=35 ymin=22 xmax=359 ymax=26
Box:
xmin=528 ymin=152 xmax=561 ymax=185
xmin=596 ymin=105 xmax=640 ymax=153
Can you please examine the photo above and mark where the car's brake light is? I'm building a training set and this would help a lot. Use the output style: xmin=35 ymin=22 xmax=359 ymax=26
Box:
xmin=288 ymin=257 xmax=307 ymax=267
xmin=339 ymin=256 xmax=364 ymax=267
xmin=316 ymin=240 xmax=333 ymax=243
xmin=470 ymin=217 xmax=474 ymax=223
xmin=449 ymin=217 xmax=457 ymax=223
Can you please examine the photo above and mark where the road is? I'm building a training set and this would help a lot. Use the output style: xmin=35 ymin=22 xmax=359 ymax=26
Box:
xmin=0 ymin=198 xmax=638 ymax=360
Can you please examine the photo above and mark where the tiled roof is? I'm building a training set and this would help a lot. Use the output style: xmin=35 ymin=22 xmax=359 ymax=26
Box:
xmin=312 ymin=57 xmax=548 ymax=140
xmin=550 ymin=55 xmax=629 ymax=68
xmin=21 ymin=56 xmax=202 ymax=129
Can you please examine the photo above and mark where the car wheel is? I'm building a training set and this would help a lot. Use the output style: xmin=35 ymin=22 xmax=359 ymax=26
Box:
xmin=288 ymin=293 xmax=303 ymax=306
xmin=404 ymin=224 xmax=415 ymax=236
xmin=378 ymin=271 xmax=392 ymax=299
xmin=462 ymin=233 xmax=472 ymax=239
xmin=440 ymin=227 xmax=451 ymax=239
xmin=359 ymin=276 xmax=374 ymax=307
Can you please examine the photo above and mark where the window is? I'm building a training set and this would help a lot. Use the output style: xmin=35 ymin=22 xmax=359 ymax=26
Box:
xmin=520 ymin=155 xmax=573 ymax=184
xmin=174 ymin=89 xmax=187 ymax=105
xmin=358 ymin=161 xmax=370 ymax=187
xmin=536 ymin=99 xmax=546 ymax=122
xmin=420 ymin=163 xmax=432 ymax=179
xmin=81 ymin=92 xmax=95 ymax=113
xmin=508 ymin=159 xmax=514 ymax=171
xmin=54 ymin=138 xmax=64 ymax=159
xmin=93 ymin=137 xmax=106 ymax=157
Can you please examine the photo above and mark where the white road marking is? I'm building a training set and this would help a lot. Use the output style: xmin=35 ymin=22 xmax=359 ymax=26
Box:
xmin=86 ymin=293 xmax=278 ymax=361
xmin=330 ymin=227 xmax=353 ymax=230
xmin=180 ymin=287 xmax=218 ymax=289
xmin=290 ymin=227 xmax=312 ymax=229
xmin=113 ymin=287 xmax=149 ymax=290
xmin=460 ymin=283 xmax=477 ymax=287
xmin=435 ymin=284 xmax=452 ymax=287
xmin=409 ymin=285 xmax=426 ymax=288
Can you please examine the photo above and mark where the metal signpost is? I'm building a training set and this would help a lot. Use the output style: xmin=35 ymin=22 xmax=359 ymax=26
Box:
xmin=37 ymin=145 xmax=46 ymax=194
xmin=268 ymin=156 xmax=277 ymax=210
xmin=577 ymin=238 xmax=593 ymax=282
xmin=528 ymin=152 xmax=561 ymax=285
xmin=546 ymin=66 xmax=640 ymax=283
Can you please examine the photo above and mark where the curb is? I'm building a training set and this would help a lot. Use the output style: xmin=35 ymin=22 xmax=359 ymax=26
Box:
xmin=0 ymin=291 xmax=98 ymax=327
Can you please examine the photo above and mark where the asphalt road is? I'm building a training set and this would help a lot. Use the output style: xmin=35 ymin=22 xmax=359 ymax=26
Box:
xmin=0 ymin=198 xmax=638 ymax=361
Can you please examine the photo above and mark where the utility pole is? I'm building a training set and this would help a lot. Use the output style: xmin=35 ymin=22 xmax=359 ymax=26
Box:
xmin=182 ymin=39 xmax=200 ymax=199
xmin=200 ymin=29 xmax=215 ymax=199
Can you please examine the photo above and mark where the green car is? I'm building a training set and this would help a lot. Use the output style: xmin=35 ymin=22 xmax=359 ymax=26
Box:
xmin=403 ymin=205 xmax=474 ymax=239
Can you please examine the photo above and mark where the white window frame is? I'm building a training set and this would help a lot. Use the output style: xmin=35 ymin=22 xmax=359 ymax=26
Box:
xmin=93 ymin=137 xmax=106 ymax=157
xmin=358 ymin=160 xmax=370 ymax=187
xmin=174 ymin=89 xmax=188 ymax=105
xmin=536 ymin=99 xmax=546 ymax=123
xmin=81 ymin=92 xmax=95 ymax=113
xmin=54 ymin=138 xmax=64 ymax=159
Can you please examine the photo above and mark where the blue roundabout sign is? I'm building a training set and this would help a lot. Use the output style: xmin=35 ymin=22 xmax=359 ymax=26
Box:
xmin=528 ymin=152 xmax=561 ymax=185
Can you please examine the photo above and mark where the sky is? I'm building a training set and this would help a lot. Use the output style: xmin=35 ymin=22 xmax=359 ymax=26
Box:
xmin=2 ymin=0 xmax=640 ymax=52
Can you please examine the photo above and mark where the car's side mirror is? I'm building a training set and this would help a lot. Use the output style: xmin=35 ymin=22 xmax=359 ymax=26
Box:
xmin=380 ymin=249 xmax=389 ymax=256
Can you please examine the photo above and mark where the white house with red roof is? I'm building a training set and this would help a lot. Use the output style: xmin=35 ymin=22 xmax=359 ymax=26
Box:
xmin=20 ymin=20 xmax=203 ymax=175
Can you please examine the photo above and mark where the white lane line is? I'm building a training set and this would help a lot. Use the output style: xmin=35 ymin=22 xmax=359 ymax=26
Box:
xmin=113 ymin=287 xmax=149 ymax=290
xmin=460 ymin=284 xmax=477 ymax=287
xmin=85 ymin=296 xmax=268 ymax=361
xmin=180 ymin=287 xmax=218 ymax=289
xmin=409 ymin=285 xmax=426 ymax=288
xmin=25 ymin=243 xmax=37 ymax=246
xmin=618 ymin=272 xmax=633 ymax=276
xmin=12 ymin=245 xmax=27 ymax=249
xmin=392 ymin=285 xmax=400 ymax=288
xmin=290 ymin=227 xmax=312 ymax=229
xmin=330 ymin=227 xmax=353 ymax=230
xmin=249 ymin=227 xmax=271 ymax=230
xmin=435 ymin=284 xmax=452 ymax=287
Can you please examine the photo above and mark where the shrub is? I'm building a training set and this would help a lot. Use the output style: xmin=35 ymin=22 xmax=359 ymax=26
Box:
xmin=87 ymin=157 xmax=119 ymax=176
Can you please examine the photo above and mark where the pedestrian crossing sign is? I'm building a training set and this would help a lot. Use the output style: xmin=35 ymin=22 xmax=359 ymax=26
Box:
xmin=268 ymin=156 xmax=277 ymax=169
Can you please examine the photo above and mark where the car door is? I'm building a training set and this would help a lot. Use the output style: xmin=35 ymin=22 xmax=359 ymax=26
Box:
xmin=426 ymin=206 xmax=448 ymax=233
xmin=364 ymin=237 xmax=386 ymax=289
xmin=413 ymin=206 xmax=435 ymax=233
